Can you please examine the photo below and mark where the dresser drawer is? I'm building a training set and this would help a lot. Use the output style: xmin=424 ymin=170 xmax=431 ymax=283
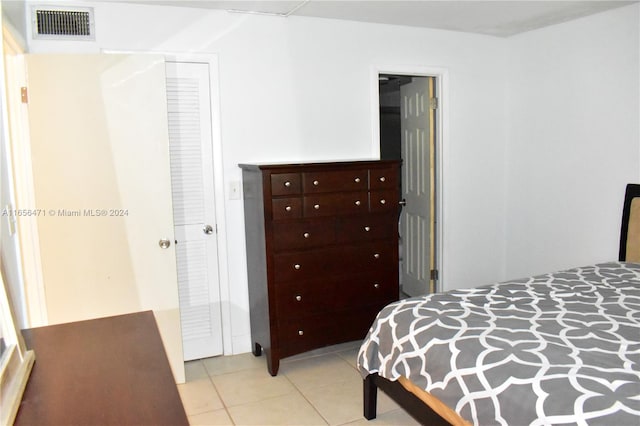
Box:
xmin=272 ymin=220 xmax=335 ymax=251
xmin=279 ymin=307 xmax=386 ymax=358
xmin=274 ymin=280 xmax=335 ymax=317
xmin=278 ymin=315 xmax=334 ymax=358
xmin=273 ymin=250 xmax=334 ymax=282
xmin=303 ymin=169 xmax=368 ymax=193
xmin=303 ymin=192 xmax=368 ymax=217
xmin=272 ymin=243 xmax=394 ymax=282
xmin=272 ymin=197 xmax=302 ymax=220
xmin=369 ymin=167 xmax=398 ymax=190
xmin=336 ymin=214 xmax=396 ymax=243
xmin=337 ymin=241 xmax=398 ymax=274
xmin=334 ymin=271 xmax=398 ymax=309
xmin=271 ymin=173 xmax=301 ymax=196
xmin=274 ymin=271 xmax=396 ymax=319
xmin=273 ymin=239 xmax=398 ymax=285
xmin=370 ymin=189 xmax=400 ymax=213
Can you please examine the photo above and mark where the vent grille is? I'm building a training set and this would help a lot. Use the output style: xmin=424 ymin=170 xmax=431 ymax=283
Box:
xmin=32 ymin=7 xmax=95 ymax=40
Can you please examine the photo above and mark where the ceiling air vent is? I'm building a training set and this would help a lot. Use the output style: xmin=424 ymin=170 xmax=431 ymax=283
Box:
xmin=32 ymin=6 xmax=95 ymax=40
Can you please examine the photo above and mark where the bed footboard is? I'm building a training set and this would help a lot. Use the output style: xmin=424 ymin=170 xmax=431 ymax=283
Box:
xmin=363 ymin=374 xmax=451 ymax=425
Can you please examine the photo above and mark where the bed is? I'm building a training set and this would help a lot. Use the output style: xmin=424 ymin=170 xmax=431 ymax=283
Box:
xmin=357 ymin=261 xmax=640 ymax=425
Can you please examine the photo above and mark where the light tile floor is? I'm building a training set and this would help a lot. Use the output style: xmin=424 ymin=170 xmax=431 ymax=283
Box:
xmin=178 ymin=341 xmax=420 ymax=426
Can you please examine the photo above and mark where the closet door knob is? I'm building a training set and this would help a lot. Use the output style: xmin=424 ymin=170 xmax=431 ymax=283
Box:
xmin=294 ymin=264 xmax=301 ymax=270
xmin=314 ymin=204 xmax=320 ymax=210
xmin=374 ymin=283 xmax=380 ymax=289
xmin=374 ymin=253 xmax=380 ymax=259
xmin=354 ymin=177 xmax=361 ymax=183
xmin=364 ymin=226 xmax=371 ymax=232
xmin=313 ymin=180 xmax=319 ymax=186
xmin=355 ymin=200 xmax=361 ymax=206
xmin=303 ymin=232 xmax=310 ymax=238
xmin=379 ymin=176 xmax=386 ymax=182
xmin=380 ymin=199 xmax=386 ymax=205
xmin=284 ymin=181 xmax=291 ymax=187
xmin=298 ymin=330 xmax=304 ymax=336
xmin=285 ymin=206 xmax=292 ymax=212
xmin=295 ymin=295 xmax=302 ymax=301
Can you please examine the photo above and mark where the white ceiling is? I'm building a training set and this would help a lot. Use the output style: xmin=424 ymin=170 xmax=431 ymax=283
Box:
xmin=120 ymin=0 xmax=637 ymax=37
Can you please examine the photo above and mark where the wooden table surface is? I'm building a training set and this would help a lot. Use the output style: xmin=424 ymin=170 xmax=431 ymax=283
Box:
xmin=14 ymin=311 xmax=188 ymax=426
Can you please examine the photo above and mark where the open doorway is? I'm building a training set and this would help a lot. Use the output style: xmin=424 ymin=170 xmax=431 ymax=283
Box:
xmin=379 ymin=74 xmax=437 ymax=297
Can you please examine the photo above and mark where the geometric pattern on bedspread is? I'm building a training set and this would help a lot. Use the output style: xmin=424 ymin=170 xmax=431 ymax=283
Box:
xmin=357 ymin=262 xmax=640 ymax=426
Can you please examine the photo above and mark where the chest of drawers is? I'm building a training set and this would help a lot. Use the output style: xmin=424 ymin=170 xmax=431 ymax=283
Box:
xmin=240 ymin=160 xmax=400 ymax=375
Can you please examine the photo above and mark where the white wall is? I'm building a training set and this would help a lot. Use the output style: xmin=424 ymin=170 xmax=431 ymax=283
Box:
xmin=504 ymin=4 xmax=640 ymax=279
xmin=15 ymin=0 xmax=510 ymax=352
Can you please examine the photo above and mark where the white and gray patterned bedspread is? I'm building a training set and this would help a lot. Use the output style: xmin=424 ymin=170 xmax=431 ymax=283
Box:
xmin=357 ymin=262 xmax=640 ymax=425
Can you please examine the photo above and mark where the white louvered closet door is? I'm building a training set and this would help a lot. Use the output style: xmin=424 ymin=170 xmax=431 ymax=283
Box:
xmin=166 ymin=62 xmax=223 ymax=360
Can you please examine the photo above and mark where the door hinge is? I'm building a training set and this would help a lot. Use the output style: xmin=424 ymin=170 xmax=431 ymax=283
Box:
xmin=21 ymin=87 xmax=28 ymax=104
xmin=430 ymin=269 xmax=439 ymax=280
xmin=429 ymin=97 xmax=438 ymax=110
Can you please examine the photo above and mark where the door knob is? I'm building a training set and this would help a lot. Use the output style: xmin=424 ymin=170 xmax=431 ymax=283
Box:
xmin=159 ymin=239 xmax=171 ymax=249
xmin=399 ymin=199 xmax=407 ymax=206
xmin=203 ymin=225 xmax=214 ymax=235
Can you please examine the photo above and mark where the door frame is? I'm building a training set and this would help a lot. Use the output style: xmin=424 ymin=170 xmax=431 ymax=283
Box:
xmin=3 ymin=25 xmax=49 ymax=327
xmin=370 ymin=65 xmax=448 ymax=290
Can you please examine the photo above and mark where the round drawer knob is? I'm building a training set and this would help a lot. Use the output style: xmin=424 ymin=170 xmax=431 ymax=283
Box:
xmin=285 ymin=206 xmax=292 ymax=212
xmin=379 ymin=176 xmax=386 ymax=182
xmin=298 ymin=330 xmax=304 ymax=336
xmin=374 ymin=283 xmax=380 ymax=289
xmin=380 ymin=199 xmax=386 ymax=205
xmin=355 ymin=200 xmax=361 ymax=206
xmin=354 ymin=177 xmax=361 ymax=183
xmin=374 ymin=253 xmax=380 ymax=259
xmin=295 ymin=295 xmax=302 ymax=301
xmin=364 ymin=226 xmax=371 ymax=232
xmin=303 ymin=232 xmax=310 ymax=238
xmin=314 ymin=204 xmax=320 ymax=210
xmin=313 ymin=180 xmax=319 ymax=186
xmin=294 ymin=264 xmax=301 ymax=270
xmin=284 ymin=181 xmax=291 ymax=187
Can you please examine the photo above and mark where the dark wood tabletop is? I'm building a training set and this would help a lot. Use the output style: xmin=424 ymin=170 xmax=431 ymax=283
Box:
xmin=14 ymin=310 xmax=188 ymax=426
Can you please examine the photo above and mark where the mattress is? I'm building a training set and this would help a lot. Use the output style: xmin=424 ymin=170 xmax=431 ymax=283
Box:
xmin=357 ymin=262 xmax=640 ymax=425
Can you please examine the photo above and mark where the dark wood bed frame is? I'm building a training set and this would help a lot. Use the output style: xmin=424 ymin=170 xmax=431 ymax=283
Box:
xmin=363 ymin=373 xmax=451 ymax=425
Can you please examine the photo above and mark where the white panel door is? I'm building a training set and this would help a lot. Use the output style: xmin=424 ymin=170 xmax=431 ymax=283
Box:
xmin=165 ymin=62 xmax=223 ymax=360
xmin=400 ymin=77 xmax=434 ymax=296
xmin=24 ymin=54 xmax=184 ymax=382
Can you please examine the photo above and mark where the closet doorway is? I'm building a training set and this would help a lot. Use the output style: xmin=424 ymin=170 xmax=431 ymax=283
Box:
xmin=379 ymin=74 xmax=437 ymax=297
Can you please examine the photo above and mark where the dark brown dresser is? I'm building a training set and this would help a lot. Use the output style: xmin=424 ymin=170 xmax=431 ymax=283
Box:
xmin=15 ymin=311 xmax=188 ymax=425
xmin=240 ymin=160 xmax=400 ymax=375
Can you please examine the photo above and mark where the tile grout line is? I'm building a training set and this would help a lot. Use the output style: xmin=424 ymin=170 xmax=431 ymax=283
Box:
xmin=182 ymin=359 xmax=237 ymax=425
xmin=206 ymin=370 xmax=237 ymax=425
xmin=280 ymin=367 xmax=332 ymax=426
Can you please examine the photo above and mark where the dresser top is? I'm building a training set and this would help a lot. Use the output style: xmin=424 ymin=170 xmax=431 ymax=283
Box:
xmin=239 ymin=159 xmax=400 ymax=171
xmin=16 ymin=311 xmax=188 ymax=425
